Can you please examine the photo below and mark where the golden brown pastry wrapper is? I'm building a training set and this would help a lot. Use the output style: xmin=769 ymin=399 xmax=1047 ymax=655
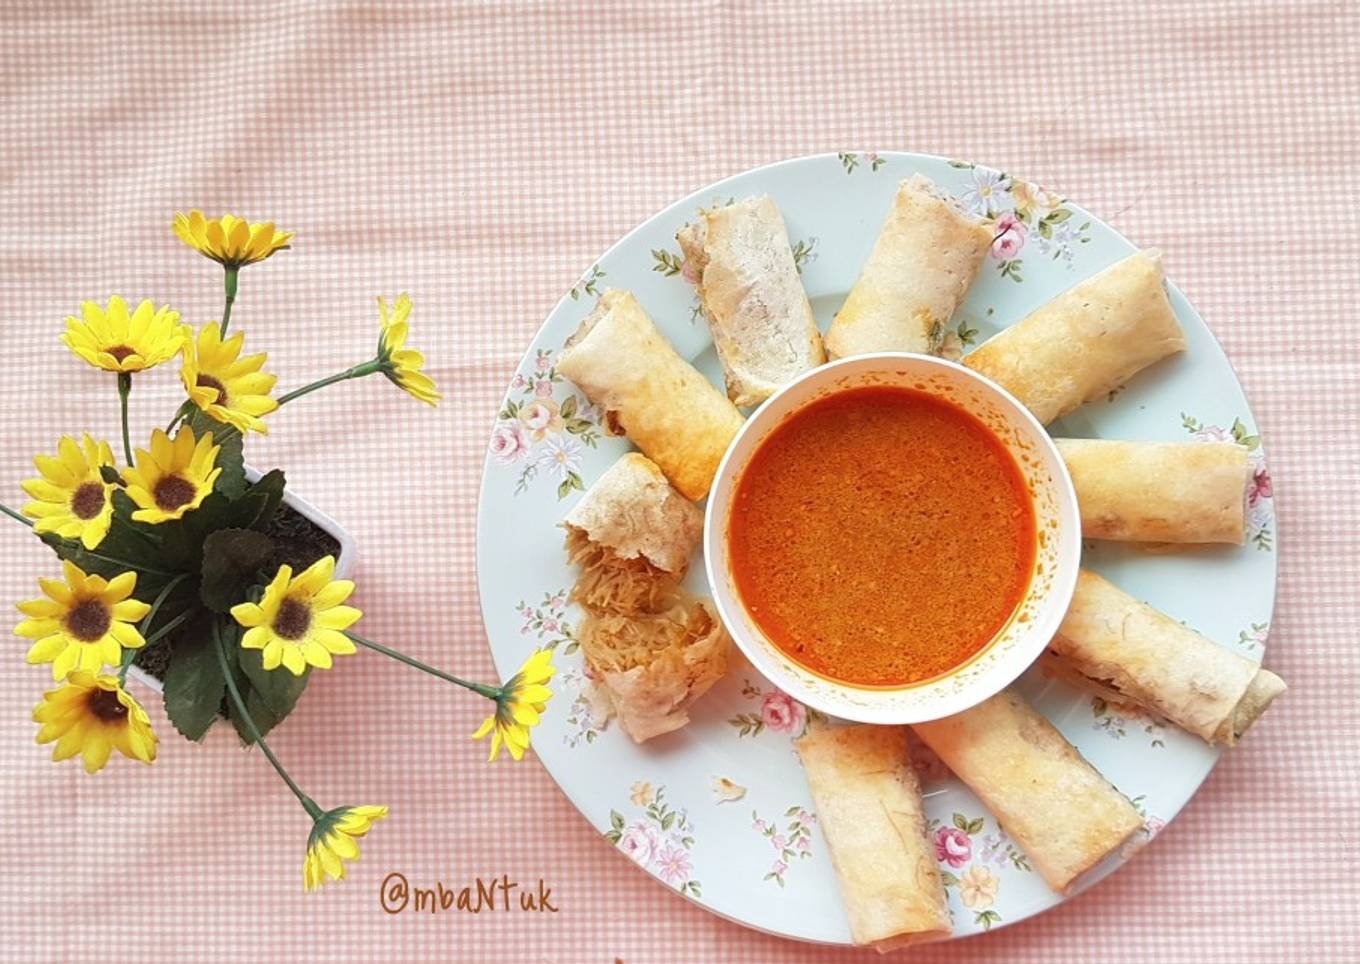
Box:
xmin=1051 ymin=569 xmax=1286 ymax=744
xmin=556 ymin=289 xmax=744 ymax=500
xmin=794 ymin=724 xmax=952 ymax=952
xmin=677 ymin=196 xmax=825 ymax=406
xmin=563 ymin=452 xmax=702 ymax=577
xmin=1055 ymin=438 xmax=1250 ymax=544
xmin=912 ymin=690 xmax=1142 ymax=893
xmin=826 ymin=175 xmax=992 ymax=359
xmin=964 ymin=250 xmax=1186 ymax=425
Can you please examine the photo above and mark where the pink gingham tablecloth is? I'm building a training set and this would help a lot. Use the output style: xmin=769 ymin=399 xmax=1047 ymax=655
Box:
xmin=1 ymin=2 xmax=1357 ymax=961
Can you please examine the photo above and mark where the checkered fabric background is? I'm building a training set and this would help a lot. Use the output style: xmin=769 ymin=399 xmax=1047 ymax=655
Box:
xmin=1 ymin=2 xmax=1356 ymax=961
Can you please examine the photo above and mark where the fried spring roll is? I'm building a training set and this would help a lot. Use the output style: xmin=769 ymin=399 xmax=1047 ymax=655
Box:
xmin=912 ymin=691 xmax=1142 ymax=893
xmin=795 ymin=724 xmax=952 ymax=952
xmin=557 ymin=289 xmax=744 ymax=500
xmin=677 ymin=197 xmax=825 ymax=407
xmin=964 ymin=250 xmax=1187 ymax=425
xmin=563 ymin=453 xmax=702 ymax=614
xmin=1050 ymin=570 xmax=1286 ymax=745
xmin=825 ymin=175 xmax=992 ymax=359
xmin=1054 ymin=438 xmax=1251 ymax=544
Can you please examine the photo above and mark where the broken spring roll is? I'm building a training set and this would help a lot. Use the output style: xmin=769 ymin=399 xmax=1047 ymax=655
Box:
xmin=563 ymin=452 xmax=703 ymax=614
xmin=557 ymin=289 xmax=744 ymax=501
xmin=795 ymin=724 xmax=952 ymax=952
xmin=912 ymin=690 xmax=1142 ymax=894
xmin=825 ymin=175 xmax=993 ymax=359
xmin=964 ymin=250 xmax=1187 ymax=425
xmin=677 ymin=197 xmax=825 ymax=407
xmin=1055 ymin=438 xmax=1251 ymax=544
xmin=578 ymin=592 xmax=731 ymax=743
xmin=1050 ymin=570 xmax=1286 ymax=745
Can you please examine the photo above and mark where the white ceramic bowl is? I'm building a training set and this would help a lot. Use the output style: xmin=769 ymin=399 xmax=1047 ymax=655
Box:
xmin=703 ymin=353 xmax=1081 ymax=725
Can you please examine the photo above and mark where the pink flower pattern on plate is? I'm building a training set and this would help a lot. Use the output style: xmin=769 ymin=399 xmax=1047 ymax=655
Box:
xmin=605 ymin=785 xmax=701 ymax=898
xmin=935 ymin=826 xmax=972 ymax=868
xmin=753 ymin=805 xmax=816 ymax=886
xmin=760 ymin=691 xmax=807 ymax=735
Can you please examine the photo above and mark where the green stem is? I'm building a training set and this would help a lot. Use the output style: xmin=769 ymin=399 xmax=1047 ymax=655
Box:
xmin=278 ymin=360 xmax=383 ymax=406
xmin=219 ymin=266 xmax=239 ymax=336
xmin=345 ymin=631 xmax=499 ymax=699
xmin=78 ymin=548 xmax=178 ymax=578
xmin=0 ymin=502 xmax=33 ymax=527
xmin=119 ymin=573 xmax=188 ymax=682
xmin=213 ymin=619 xmax=321 ymax=819
xmin=117 ymin=372 xmax=134 ymax=466
xmin=166 ymin=401 xmax=191 ymax=434
xmin=143 ymin=609 xmax=191 ymax=647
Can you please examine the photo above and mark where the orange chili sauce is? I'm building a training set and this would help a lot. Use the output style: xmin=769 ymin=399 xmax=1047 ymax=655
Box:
xmin=727 ymin=386 xmax=1036 ymax=687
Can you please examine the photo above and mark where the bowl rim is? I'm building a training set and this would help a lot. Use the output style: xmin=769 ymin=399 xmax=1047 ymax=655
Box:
xmin=702 ymin=351 xmax=1082 ymax=724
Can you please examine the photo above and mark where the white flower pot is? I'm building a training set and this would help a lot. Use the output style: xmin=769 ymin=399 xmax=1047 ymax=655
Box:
xmin=125 ymin=467 xmax=357 ymax=693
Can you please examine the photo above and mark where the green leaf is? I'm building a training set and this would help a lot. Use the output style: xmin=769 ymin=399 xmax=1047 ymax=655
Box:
xmin=99 ymin=465 xmax=123 ymax=485
xmin=1046 ymin=208 xmax=1072 ymax=223
xmin=604 ymin=830 xmax=621 ymax=844
xmin=952 ymin=813 xmax=970 ymax=831
xmin=235 ymin=639 xmax=310 ymax=739
xmin=161 ymin=613 xmax=225 ymax=741
xmin=611 ymin=810 xmax=625 ymax=832
xmin=242 ymin=469 xmax=287 ymax=531
xmin=559 ymin=395 xmax=577 ymax=419
xmin=661 ymin=811 xmax=676 ymax=831
xmin=939 ymin=871 xmax=959 ymax=887
xmin=966 ymin=817 xmax=985 ymax=835
xmin=184 ymin=407 xmax=245 ymax=498
xmin=199 ymin=528 xmax=276 ymax=612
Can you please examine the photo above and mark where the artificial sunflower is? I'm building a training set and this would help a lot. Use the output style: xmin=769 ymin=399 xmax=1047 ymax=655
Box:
xmin=304 ymin=804 xmax=387 ymax=891
xmin=16 ymin=561 xmax=150 ymax=679
xmin=32 ymin=671 xmax=157 ymax=773
xmin=21 ymin=434 xmax=117 ymax=550
xmin=376 ymin=293 xmax=441 ymax=406
xmin=122 ymin=427 xmax=221 ymax=524
xmin=180 ymin=322 xmax=279 ymax=434
xmin=471 ymin=648 xmax=555 ymax=762
xmin=230 ymin=555 xmax=362 ymax=675
xmin=61 ymin=295 xmax=183 ymax=373
xmin=172 ymin=210 xmax=293 ymax=268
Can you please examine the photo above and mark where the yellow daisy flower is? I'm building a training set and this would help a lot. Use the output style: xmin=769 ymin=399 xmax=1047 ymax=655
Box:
xmin=376 ymin=294 xmax=441 ymax=406
xmin=32 ymin=671 xmax=157 ymax=773
xmin=230 ymin=556 xmax=362 ymax=676
xmin=16 ymin=561 xmax=150 ymax=680
xmin=122 ymin=427 xmax=221 ymax=524
xmin=21 ymin=434 xmax=117 ymax=550
xmin=180 ymin=322 xmax=279 ymax=434
xmin=471 ymin=648 xmax=555 ymax=761
xmin=173 ymin=210 xmax=293 ymax=268
xmin=304 ymin=804 xmax=387 ymax=891
xmin=61 ymin=296 xmax=183 ymax=373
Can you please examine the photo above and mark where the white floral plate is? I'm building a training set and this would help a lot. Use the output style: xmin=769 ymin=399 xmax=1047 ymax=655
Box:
xmin=475 ymin=152 xmax=1276 ymax=943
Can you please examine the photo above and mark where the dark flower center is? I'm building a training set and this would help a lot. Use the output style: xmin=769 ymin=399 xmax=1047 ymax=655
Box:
xmin=106 ymin=345 xmax=136 ymax=362
xmin=87 ymin=687 xmax=129 ymax=723
xmin=196 ymin=373 xmax=229 ymax=405
xmin=272 ymin=597 xmax=312 ymax=640
xmin=153 ymin=474 xmax=197 ymax=511
xmin=70 ymin=482 xmax=107 ymax=520
xmin=65 ymin=598 xmax=112 ymax=641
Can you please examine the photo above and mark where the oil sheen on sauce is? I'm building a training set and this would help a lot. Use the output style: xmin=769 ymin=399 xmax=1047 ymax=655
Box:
xmin=727 ymin=386 xmax=1036 ymax=687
